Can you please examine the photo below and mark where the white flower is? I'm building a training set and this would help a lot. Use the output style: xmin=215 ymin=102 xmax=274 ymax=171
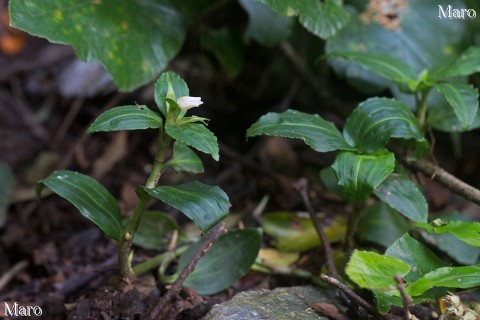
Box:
xmin=176 ymin=96 xmax=203 ymax=111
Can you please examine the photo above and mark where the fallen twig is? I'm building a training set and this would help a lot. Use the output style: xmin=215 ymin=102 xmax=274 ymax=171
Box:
xmin=147 ymin=222 xmax=228 ymax=320
xmin=394 ymin=275 xmax=412 ymax=320
xmin=0 ymin=260 xmax=29 ymax=291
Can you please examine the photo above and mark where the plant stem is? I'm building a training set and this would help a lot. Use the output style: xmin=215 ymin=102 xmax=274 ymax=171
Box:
xmin=416 ymin=89 xmax=431 ymax=132
xmin=146 ymin=128 xmax=171 ymax=189
xmin=133 ymin=245 xmax=189 ymax=276
xmin=345 ymin=201 xmax=364 ymax=252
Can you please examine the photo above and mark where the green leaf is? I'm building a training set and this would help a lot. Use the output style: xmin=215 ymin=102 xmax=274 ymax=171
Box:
xmin=165 ymin=141 xmax=204 ymax=174
xmin=331 ymin=150 xmax=395 ymax=202
xmin=434 ymin=83 xmax=479 ymax=131
xmin=255 ymin=0 xmax=349 ymax=39
xmin=238 ymin=0 xmax=293 ymax=47
xmin=9 ymin=0 xmax=185 ymax=91
xmin=154 ymin=72 xmax=189 ymax=117
xmin=178 ymin=228 xmax=262 ymax=295
xmin=346 ymin=250 xmax=410 ymax=290
xmin=319 ymin=167 xmax=347 ymax=199
xmin=165 ymin=123 xmax=219 ymax=161
xmin=37 ymin=170 xmax=123 ymax=241
xmin=406 ymin=265 xmax=480 ymax=296
xmin=434 ymin=46 xmax=480 ymax=79
xmin=247 ymin=110 xmax=353 ymax=153
xmin=343 ymin=98 xmax=424 ymax=153
xmin=374 ymin=173 xmax=428 ymax=223
xmin=0 ymin=162 xmax=15 ymax=228
xmin=385 ymin=234 xmax=448 ymax=283
xmin=142 ymin=181 xmax=230 ymax=232
xmin=415 ymin=220 xmax=480 ymax=247
xmin=87 ymin=106 xmax=163 ymax=133
xmin=328 ymin=52 xmax=416 ymax=84
xmin=261 ymin=212 xmax=346 ymax=252
xmin=202 ymin=27 xmax=244 ymax=78
xmin=133 ymin=211 xmax=179 ymax=250
xmin=357 ymin=202 xmax=410 ymax=248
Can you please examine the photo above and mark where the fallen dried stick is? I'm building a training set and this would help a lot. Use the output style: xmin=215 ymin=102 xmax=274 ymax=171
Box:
xmin=394 ymin=275 xmax=412 ymax=320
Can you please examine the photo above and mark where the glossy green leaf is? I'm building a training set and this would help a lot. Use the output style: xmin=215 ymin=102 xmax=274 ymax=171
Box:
xmin=385 ymin=234 xmax=448 ymax=283
xmin=343 ymin=98 xmax=424 ymax=152
xmin=0 ymin=162 xmax=15 ymax=228
xmin=239 ymin=0 xmax=293 ymax=47
xmin=357 ymin=202 xmax=410 ymax=248
xmin=434 ymin=83 xmax=479 ymax=131
xmin=37 ymin=170 xmax=123 ymax=241
xmin=133 ymin=211 xmax=179 ymax=250
xmin=406 ymin=265 xmax=480 ymax=296
xmin=346 ymin=250 xmax=410 ymax=290
xmin=415 ymin=220 xmax=480 ymax=247
xmin=319 ymin=167 xmax=347 ymax=199
xmin=154 ymin=72 xmax=189 ymax=117
xmin=9 ymin=0 xmax=184 ymax=91
xmin=261 ymin=212 xmax=346 ymax=252
xmin=178 ymin=228 xmax=262 ymax=295
xmin=164 ymin=141 xmax=204 ymax=174
xmin=329 ymin=52 xmax=416 ymax=84
xmin=142 ymin=181 xmax=230 ymax=232
xmin=87 ymin=106 xmax=163 ymax=133
xmin=165 ymin=123 xmax=219 ymax=161
xmin=433 ymin=46 xmax=480 ymax=79
xmin=202 ymin=27 xmax=244 ymax=78
xmin=374 ymin=173 xmax=427 ymax=223
xmin=255 ymin=0 xmax=349 ymax=39
xmin=247 ymin=110 xmax=353 ymax=153
xmin=331 ymin=150 xmax=395 ymax=202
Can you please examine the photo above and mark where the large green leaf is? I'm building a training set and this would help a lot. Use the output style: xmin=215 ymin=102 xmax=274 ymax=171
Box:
xmin=331 ymin=150 xmax=395 ymax=202
xmin=406 ymin=265 xmax=480 ymax=296
xmin=434 ymin=83 xmax=479 ymax=131
xmin=165 ymin=123 xmax=219 ymax=161
xmin=164 ymin=141 xmax=204 ymax=174
xmin=343 ymin=98 xmax=424 ymax=152
xmin=154 ymin=72 xmax=190 ymax=117
xmin=87 ymin=106 xmax=163 ymax=133
xmin=374 ymin=173 xmax=428 ymax=223
xmin=133 ymin=211 xmax=179 ymax=250
xmin=238 ymin=0 xmax=293 ymax=47
xmin=346 ymin=250 xmax=410 ymax=290
xmin=178 ymin=228 xmax=262 ymax=295
xmin=9 ymin=0 xmax=185 ymax=91
xmin=0 ymin=162 xmax=15 ymax=228
xmin=357 ymin=202 xmax=409 ymax=248
xmin=142 ymin=181 xmax=230 ymax=232
xmin=432 ymin=46 xmax=480 ymax=79
xmin=328 ymin=52 xmax=417 ymax=84
xmin=247 ymin=110 xmax=353 ymax=153
xmin=37 ymin=170 xmax=123 ymax=241
xmin=385 ymin=234 xmax=448 ymax=283
xmin=415 ymin=220 xmax=480 ymax=247
xmin=255 ymin=0 xmax=349 ymax=39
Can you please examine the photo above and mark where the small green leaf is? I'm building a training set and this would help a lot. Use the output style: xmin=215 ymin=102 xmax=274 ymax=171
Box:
xmin=346 ymin=250 xmax=410 ymax=290
xmin=155 ymin=72 xmax=189 ymax=117
xmin=9 ymin=0 xmax=185 ymax=91
xmin=385 ymin=234 xmax=448 ymax=282
xmin=165 ymin=123 xmax=219 ymax=161
xmin=37 ymin=170 xmax=123 ymax=241
xmin=374 ymin=173 xmax=428 ymax=223
xmin=0 ymin=162 xmax=15 ymax=228
xmin=434 ymin=46 xmax=480 ymax=79
xmin=178 ymin=228 xmax=262 ymax=295
xmin=247 ymin=110 xmax=353 ymax=153
xmin=319 ymin=167 xmax=347 ymax=199
xmin=343 ymin=98 xmax=424 ymax=152
xmin=406 ymin=265 xmax=480 ymax=296
xmin=415 ymin=220 xmax=480 ymax=247
xmin=329 ymin=52 xmax=417 ymax=84
xmin=133 ymin=211 xmax=179 ymax=250
xmin=434 ymin=83 xmax=479 ymax=130
xmin=87 ymin=106 xmax=163 ymax=133
xmin=357 ymin=202 xmax=410 ymax=248
xmin=331 ymin=150 xmax=395 ymax=202
xmin=165 ymin=141 xmax=204 ymax=174
xmin=255 ymin=0 xmax=349 ymax=39
xmin=142 ymin=181 xmax=230 ymax=232
xmin=238 ymin=0 xmax=293 ymax=47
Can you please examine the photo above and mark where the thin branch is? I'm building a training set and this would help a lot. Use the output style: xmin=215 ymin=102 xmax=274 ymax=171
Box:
xmin=147 ymin=222 xmax=228 ymax=320
xmin=394 ymin=275 xmax=412 ymax=320
xmin=0 ymin=260 xmax=29 ymax=291
xmin=401 ymin=157 xmax=480 ymax=207
xmin=294 ymin=179 xmax=338 ymax=278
